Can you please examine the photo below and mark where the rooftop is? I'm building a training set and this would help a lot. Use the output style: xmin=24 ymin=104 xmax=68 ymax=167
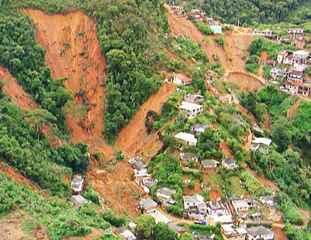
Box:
xmin=139 ymin=198 xmax=158 ymax=210
xmin=180 ymin=101 xmax=203 ymax=111
xmin=252 ymin=137 xmax=272 ymax=146
xmin=247 ymin=226 xmax=273 ymax=237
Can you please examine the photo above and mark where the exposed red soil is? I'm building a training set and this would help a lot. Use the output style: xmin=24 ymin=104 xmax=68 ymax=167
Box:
xmin=225 ymin=71 xmax=265 ymax=91
xmin=0 ymin=162 xmax=40 ymax=193
xmin=273 ymin=227 xmax=288 ymax=240
xmin=23 ymin=9 xmax=109 ymax=151
xmin=0 ymin=66 xmax=37 ymax=110
xmin=219 ymin=142 xmax=234 ymax=158
xmin=209 ymin=190 xmax=221 ymax=201
xmin=116 ymin=83 xmax=176 ymax=157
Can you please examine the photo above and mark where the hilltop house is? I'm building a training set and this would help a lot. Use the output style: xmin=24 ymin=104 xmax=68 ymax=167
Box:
xmin=247 ymin=226 xmax=274 ymax=240
xmin=187 ymin=9 xmax=205 ymax=21
xmin=253 ymin=29 xmax=275 ymax=39
xmin=222 ymin=158 xmax=238 ymax=170
xmin=221 ymin=224 xmax=247 ymax=240
xmin=270 ymin=67 xmax=287 ymax=80
xmin=288 ymin=28 xmax=305 ymax=49
xmin=207 ymin=18 xmax=222 ymax=34
xmin=146 ymin=209 xmax=172 ymax=224
xmin=156 ymin=187 xmax=176 ymax=206
xmin=71 ymin=195 xmax=88 ymax=208
xmin=179 ymin=101 xmax=203 ymax=118
xmin=201 ymin=160 xmax=219 ymax=170
xmin=231 ymin=198 xmax=254 ymax=218
xmin=184 ymin=93 xmax=204 ymax=104
xmin=171 ymin=73 xmax=192 ymax=86
xmin=180 ymin=152 xmax=198 ymax=163
xmin=192 ymin=124 xmax=209 ymax=135
xmin=139 ymin=198 xmax=158 ymax=212
xmin=207 ymin=201 xmax=233 ymax=224
xmin=183 ymin=194 xmax=207 ymax=220
xmin=119 ymin=229 xmax=136 ymax=240
xmin=174 ymin=132 xmax=198 ymax=146
xmin=71 ymin=175 xmax=84 ymax=194
xmin=259 ymin=196 xmax=275 ymax=208
xmin=251 ymin=137 xmax=272 ymax=151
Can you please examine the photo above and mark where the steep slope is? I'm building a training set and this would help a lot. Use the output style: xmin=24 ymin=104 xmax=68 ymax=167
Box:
xmin=23 ymin=9 xmax=107 ymax=147
xmin=116 ymin=83 xmax=176 ymax=156
xmin=0 ymin=66 xmax=37 ymax=110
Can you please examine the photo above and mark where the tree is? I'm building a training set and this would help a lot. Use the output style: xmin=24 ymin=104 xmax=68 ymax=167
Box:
xmin=25 ymin=109 xmax=57 ymax=133
xmin=154 ymin=223 xmax=178 ymax=240
xmin=272 ymin=117 xmax=292 ymax=152
xmin=136 ymin=215 xmax=155 ymax=239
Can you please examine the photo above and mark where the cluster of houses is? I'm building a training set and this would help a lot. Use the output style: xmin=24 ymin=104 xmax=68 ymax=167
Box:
xmin=169 ymin=4 xmax=222 ymax=34
xmin=253 ymin=28 xmax=306 ymax=49
xmin=270 ymin=49 xmax=310 ymax=97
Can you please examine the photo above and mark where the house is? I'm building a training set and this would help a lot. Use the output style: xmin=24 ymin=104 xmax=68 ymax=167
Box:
xmin=184 ymin=93 xmax=204 ymax=103
xmin=120 ymin=229 xmax=136 ymax=240
xmin=180 ymin=152 xmax=198 ymax=163
xmin=156 ymin=187 xmax=176 ymax=206
xmin=287 ymin=70 xmax=304 ymax=83
xmin=146 ymin=209 xmax=171 ymax=224
xmin=231 ymin=199 xmax=253 ymax=218
xmin=259 ymin=196 xmax=275 ymax=208
xmin=221 ymin=224 xmax=247 ymax=240
xmin=247 ymin=226 xmax=274 ymax=240
xmin=207 ymin=201 xmax=233 ymax=224
xmin=174 ymin=132 xmax=198 ymax=146
xmin=207 ymin=18 xmax=222 ymax=34
xmin=71 ymin=175 xmax=84 ymax=193
xmin=253 ymin=29 xmax=275 ymax=39
xmin=170 ymin=5 xmax=185 ymax=16
xmin=171 ymin=73 xmax=192 ymax=85
xmin=293 ymin=50 xmax=309 ymax=65
xmin=168 ymin=223 xmax=186 ymax=235
xmin=141 ymin=177 xmax=157 ymax=189
xmin=128 ymin=156 xmax=146 ymax=171
xmin=219 ymin=94 xmax=234 ymax=104
xmin=183 ymin=194 xmax=207 ymax=219
xmin=252 ymin=124 xmax=264 ymax=136
xmin=288 ymin=28 xmax=304 ymax=37
xmin=70 ymin=194 xmax=88 ymax=208
xmin=277 ymin=50 xmax=293 ymax=65
xmin=187 ymin=9 xmax=205 ymax=21
xmin=139 ymin=198 xmax=158 ymax=212
xmin=222 ymin=158 xmax=238 ymax=170
xmin=201 ymin=160 xmax=219 ymax=170
xmin=192 ymin=124 xmax=208 ymax=135
xmin=270 ymin=67 xmax=287 ymax=80
xmin=251 ymin=137 xmax=272 ymax=151
xmin=179 ymin=101 xmax=203 ymax=118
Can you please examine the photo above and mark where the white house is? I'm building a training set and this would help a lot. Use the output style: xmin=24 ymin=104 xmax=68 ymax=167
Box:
xmin=179 ymin=101 xmax=203 ymax=119
xmin=171 ymin=73 xmax=192 ymax=85
xmin=221 ymin=224 xmax=247 ymax=240
xmin=146 ymin=209 xmax=172 ymax=224
xmin=207 ymin=201 xmax=233 ymax=224
xmin=247 ymin=226 xmax=274 ymax=240
xmin=251 ymin=137 xmax=272 ymax=151
xmin=231 ymin=199 xmax=253 ymax=218
xmin=183 ymin=194 xmax=207 ymax=218
xmin=139 ymin=198 xmax=158 ymax=212
xmin=174 ymin=132 xmax=198 ymax=146
xmin=120 ymin=229 xmax=136 ymax=240
xmin=71 ymin=175 xmax=84 ymax=193
xmin=156 ymin=187 xmax=176 ymax=206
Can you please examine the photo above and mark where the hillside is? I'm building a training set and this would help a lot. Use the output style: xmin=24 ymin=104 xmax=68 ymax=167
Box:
xmin=0 ymin=1 xmax=310 ymax=240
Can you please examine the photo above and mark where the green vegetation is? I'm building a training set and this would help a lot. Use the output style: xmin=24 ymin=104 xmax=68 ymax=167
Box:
xmin=0 ymin=173 xmax=110 ymax=240
xmin=189 ymin=0 xmax=311 ymax=25
xmin=171 ymin=36 xmax=208 ymax=63
xmin=0 ymin=95 xmax=88 ymax=195
xmin=0 ymin=12 xmax=70 ymax=130
xmin=194 ymin=21 xmax=213 ymax=35
xmin=214 ymin=37 xmax=224 ymax=47
xmin=241 ymin=87 xmax=310 ymax=208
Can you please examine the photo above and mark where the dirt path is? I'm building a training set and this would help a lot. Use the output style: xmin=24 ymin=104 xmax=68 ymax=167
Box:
xmin=116 ymin=83 xmax=176 ymax=157
xmin=23 ymin=9 xmax=109 ymax=150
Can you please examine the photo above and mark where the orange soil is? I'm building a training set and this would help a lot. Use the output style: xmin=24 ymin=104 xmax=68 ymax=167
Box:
xmin=273 ymin=227 xmax=288 ymax=240
xmin=225 ymin=71 xmax=265 ymax=91
xmin=23 ymin=9 xmax=110 ymax=151
xmin=116 ymin=83 xmax=176 ymax=157
xmin=0 ymin=162 xmax=40 ymax=193
xmin=209 ymin=190 xmax=221 ymax=201
xmin=263 ymin=111 xmax=271 ymax=131
xmin=0 ymin=66 xmax=37 ymax=111
xmin=219 ymin=142 xmax=234 ymax=158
